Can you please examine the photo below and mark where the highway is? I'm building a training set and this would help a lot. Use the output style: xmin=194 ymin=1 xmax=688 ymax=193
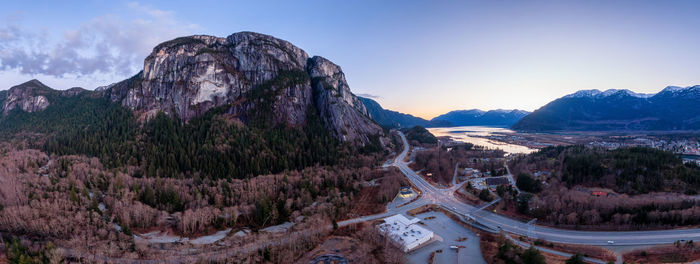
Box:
xmin=391 ymin=131 xmax=700 ymax=246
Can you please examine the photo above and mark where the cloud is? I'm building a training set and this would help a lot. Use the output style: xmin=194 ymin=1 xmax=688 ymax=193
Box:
xmin=356 ymin=93 xmax=381 ymax=99
xmin=0 ymin=2 xmax=199 ymax=78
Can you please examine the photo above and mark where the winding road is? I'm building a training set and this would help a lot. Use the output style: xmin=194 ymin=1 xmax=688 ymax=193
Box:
xmin=388 ymin=131 xmax=700 ymax=246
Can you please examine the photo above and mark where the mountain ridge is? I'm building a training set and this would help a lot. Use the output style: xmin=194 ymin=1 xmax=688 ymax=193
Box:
xmin=431 ymin=108 xmax=529 ymax=127
xmin=359 ymin=96 xmax=451 ymax=128
xmin=513 ymin=85 xmax=700 ymax=131
xmin=1 ymin=31 xmax=383 ymax=145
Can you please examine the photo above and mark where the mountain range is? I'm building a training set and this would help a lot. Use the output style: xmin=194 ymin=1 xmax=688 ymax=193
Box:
xmin=359 ymin=96 xmax=528 ymax=128
xmin=4 ymin=32 xmax=699 ymax=138
xmin=359 ymin=96 xmax=451 ymax=128
xmin=513 ymin=85 xmax=700 ymax=131
xmin=431 ymin=109 xmax=530 ymax=127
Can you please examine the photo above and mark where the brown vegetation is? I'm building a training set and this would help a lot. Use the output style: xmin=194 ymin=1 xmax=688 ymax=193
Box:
xmin=411 ymin=144 xmax=505 ymax=184
xmin=506 ymin=145 xmax=700 ymax=230
xmin=623 ymin=242 xmax=700 ymax=263
xmin=297 ymin=222 xmax=403 ymax=264
xmin=525 ymin=237 xmax=616 ymax=262
xmin=0 ymin=137 xmax=397 ymax=262
xmin=503 ymin=181 xmax=700 ymax=230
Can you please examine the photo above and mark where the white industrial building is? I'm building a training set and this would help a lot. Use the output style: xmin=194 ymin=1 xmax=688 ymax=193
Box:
xmin=378 ymin=214 xmax=434 ymax=252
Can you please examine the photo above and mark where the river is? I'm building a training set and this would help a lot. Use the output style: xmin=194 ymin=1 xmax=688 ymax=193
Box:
xmin=427 ymin=126 xmax=536 ymax=154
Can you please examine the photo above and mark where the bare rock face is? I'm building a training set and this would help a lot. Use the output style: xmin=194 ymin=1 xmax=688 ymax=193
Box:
xmin=123 ymin=32 xmax=311 ymax=123
xmin=0 ymin=32 xmax=383 ymax=145
xmin=2 ymin=80 xmax=52 ymax=115
xmin=308 ymin=56 xmax=381 ymax=144
xmin=118 ymin=31 xmax=381 ymax=144
xmin=60 ymin=87 xmax=88 ymax=97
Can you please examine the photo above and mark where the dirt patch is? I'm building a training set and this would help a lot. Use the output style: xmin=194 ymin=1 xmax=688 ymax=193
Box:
xmin=520 ymin=237 xmax=617 ymax=262
xmin=298 ymin=222 xmax=402 ymax=264
xmin=623 ymin=243 xmax=700 ymax=263
xmin=539 ymin=251 xmax=571 ymax=263
xmin=407 ymin=204 xmax=438 ymax=216
xmin=297 ymin=236 xmax=363 ymax=263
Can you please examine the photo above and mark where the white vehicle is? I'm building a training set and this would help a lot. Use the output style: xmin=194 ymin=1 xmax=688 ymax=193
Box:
xmin=607 ymin=240 xmax=615 ymax=244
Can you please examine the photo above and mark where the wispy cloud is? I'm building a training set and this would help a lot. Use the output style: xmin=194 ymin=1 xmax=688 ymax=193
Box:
xmin=356 ymin=93 xmax=381 ymax=99
xmin=0 ymin=2 xmax=199 ymax=78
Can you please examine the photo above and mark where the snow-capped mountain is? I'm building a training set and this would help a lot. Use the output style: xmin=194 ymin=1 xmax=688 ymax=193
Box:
xmin=513 ymin=85 xmax=700 ymax=131
xmin=563 ymin=89 xmax=653 ymax=99
xmin=432 ymin=109 xmax=530 ymax=127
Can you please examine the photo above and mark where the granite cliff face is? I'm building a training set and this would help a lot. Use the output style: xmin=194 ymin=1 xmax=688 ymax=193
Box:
xmin=1 ymin=80 xmax=52 ymax=115
xmin=308 ymin=56 xmax=381 ymax=143
xmin=1 ymin=32 xmax=382 ymax=144
xmin=114 ymin=31 xmax=380 ymax=144
xmin=122 ymin=33 xmax=310 ymax=122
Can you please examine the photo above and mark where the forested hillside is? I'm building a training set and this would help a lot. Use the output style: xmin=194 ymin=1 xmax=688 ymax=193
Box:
xmin=504 ymin=145 xmax=700 ymax=230
xmin=0 ymin=31 xmax=394 ymax=263
xmin=511 ymin=145 xmax=700 ymax=194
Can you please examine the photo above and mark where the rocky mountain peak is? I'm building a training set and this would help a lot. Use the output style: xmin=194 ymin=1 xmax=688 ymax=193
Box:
xmin=124 ymin=32 xmax=312 ymax=121
xmin=655 ymin=85 xmax=700 ymax=98
xmin=1 ymin=32 xmax=382 ymax=145
xmin=308 ymin=56 xmax=380 ymax=144
xmin=114 ymin=31 xmax=381 ymax=144
xmin=308 ymin=56 xmax=368 ymax=115
xmin=2 ymin=79 xmax=53 ymax=115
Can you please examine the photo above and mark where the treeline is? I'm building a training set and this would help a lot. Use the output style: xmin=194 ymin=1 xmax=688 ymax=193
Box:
xmin=525 ymin=187 xmax=700 ymax=229
xmin=503 ymin=145 xmax=700 ymax=229
xmin=1 ymin=70 xmax=386 ymax=180
xmin=402 ymin=126 xmax=437 ymax=144
xmin=413 ymin=143 xmax=505 ymax=183
xmin=134 ymin=105 xmax=344 ymax=179
xmin=513 ymin=145 xmax=700 ymax=194
xmin=3 ymin=94 xmax=378 ymax=180
xmin=0 ymin=145 xmax=391 ymax=238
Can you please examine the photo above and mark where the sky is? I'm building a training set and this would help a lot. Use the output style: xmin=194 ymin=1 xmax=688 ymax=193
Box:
xmin=1 ymin=1 xmax=700 ymax=119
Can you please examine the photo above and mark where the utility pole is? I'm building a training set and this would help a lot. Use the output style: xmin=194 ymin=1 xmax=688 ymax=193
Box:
xmin=527 ymin=218 xmax=537 ymax=240
xmin=437 ymin=140 xmax=441 ymax=182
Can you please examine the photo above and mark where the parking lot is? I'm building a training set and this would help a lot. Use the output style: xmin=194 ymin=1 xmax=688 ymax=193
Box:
xmin=405 ymin=211 xmax=486 ymax=264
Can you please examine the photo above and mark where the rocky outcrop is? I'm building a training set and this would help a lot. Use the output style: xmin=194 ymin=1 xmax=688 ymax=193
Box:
xmin=308 ymin=56 xmax=381 ymax=143
xmin=122 ymin=32 xmax=312 ymax=122
xmin=2 ymin=80 xmax=52 ymax=115
xmin=113 ymin=31 xmax=381 ymax=144
xmin=0 ymin=32 xmax=383 ymax=144
xmin=60 ymin=87 xmax=88 ymax=97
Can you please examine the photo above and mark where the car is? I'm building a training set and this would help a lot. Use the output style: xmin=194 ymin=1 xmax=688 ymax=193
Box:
xmin=607 ymin=240 xmax=614 ymax=244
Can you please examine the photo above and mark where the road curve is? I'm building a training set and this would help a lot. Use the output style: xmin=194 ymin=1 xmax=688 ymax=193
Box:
xmin=393 ymin=131 xmax=700 ymax=246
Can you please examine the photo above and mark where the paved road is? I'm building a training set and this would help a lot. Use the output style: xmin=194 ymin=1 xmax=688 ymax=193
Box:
xmin=392 ymin=131 xmax=700 ymax=246
xmin=504 ymin=163 xmax=521 ymax=194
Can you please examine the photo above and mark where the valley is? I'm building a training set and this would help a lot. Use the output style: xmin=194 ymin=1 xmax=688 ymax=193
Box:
xmin=1 ymin=9 xmax=700 ymax=263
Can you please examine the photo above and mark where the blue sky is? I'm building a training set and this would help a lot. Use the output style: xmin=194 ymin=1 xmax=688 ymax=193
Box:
xmin=1 ymin=1 xmax=700 ymax=119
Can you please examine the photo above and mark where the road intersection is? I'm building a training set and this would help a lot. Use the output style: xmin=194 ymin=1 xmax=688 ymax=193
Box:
xmin=383 ymin=131 xmax=700 ymax=246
